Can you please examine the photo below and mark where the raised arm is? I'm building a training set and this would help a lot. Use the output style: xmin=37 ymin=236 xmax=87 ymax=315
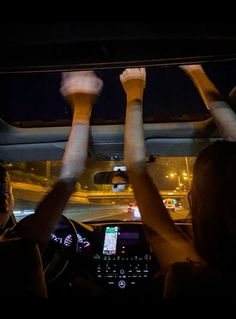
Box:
xmin=120 ymin=68 xmax=202 ymax=271
xmin=180 ymin=64 xmax=236 ymax=141
xmin=8 ymin=71 xmax=103 ymax=243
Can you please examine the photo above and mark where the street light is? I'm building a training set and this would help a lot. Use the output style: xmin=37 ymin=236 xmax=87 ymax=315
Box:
xmin=165 ymin=172 xmax=188 ymax=191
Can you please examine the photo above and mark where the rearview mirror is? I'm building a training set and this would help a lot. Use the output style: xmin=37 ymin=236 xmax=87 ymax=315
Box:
xmin=94 ymin=170 xmax=129 ymax=185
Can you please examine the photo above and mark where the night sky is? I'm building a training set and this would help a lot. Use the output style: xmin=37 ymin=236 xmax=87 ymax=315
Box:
xmin=0 ymin=60 xmax=236 ymax=125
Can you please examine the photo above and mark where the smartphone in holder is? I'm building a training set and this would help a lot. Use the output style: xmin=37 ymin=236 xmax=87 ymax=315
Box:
xmin=103 ymin=226 xmax=118 ymax=255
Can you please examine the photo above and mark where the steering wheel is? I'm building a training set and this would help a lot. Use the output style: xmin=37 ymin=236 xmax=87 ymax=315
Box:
xmin=7 ymin=214 xmax=78 ymax=285
xmin=43 ymin=214 xmax=78 ymax=284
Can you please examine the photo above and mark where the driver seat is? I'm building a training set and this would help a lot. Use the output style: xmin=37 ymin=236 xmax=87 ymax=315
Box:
xmin=0 ymin=237 xmax=47 ymax=299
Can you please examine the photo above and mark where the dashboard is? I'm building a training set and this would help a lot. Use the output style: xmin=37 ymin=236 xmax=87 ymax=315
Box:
xmin=50 ymin=218 xmax=160 ymax=294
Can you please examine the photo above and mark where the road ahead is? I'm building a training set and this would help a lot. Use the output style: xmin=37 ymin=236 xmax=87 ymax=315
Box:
xmin=14 ymin=198 xmax=189 ymax=223
xmin=12 ymin=181 xmax=189 ymax=222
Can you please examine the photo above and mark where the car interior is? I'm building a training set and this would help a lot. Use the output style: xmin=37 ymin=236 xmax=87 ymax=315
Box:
xmin=0 ymin=22 xmax=236 ymax=302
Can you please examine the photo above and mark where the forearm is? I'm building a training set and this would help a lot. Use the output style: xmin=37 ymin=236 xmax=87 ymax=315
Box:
xmin=208 ymin=101 xmax=236 ymax=141
xmin=11 ymin=96 xmax=94 ymax=243
xmin=185 ymin=67 xmax=236 ymax=141
xmin=33 ymin=96 xmax=93 ymax=242
xmin=186 ymin=68 xmax=222 ymax=108
xmin=128 ymin=169 xmax=177 ymax=233
xmin=124 ymin=98 xmax=183 ymax=238
xmin=60 ymin=95 xmax=93 ymax=180
xmin=126 ymin=145 xmax=198 ymax=270
xmin=124 ymin=99 xmax=146 ymax=173
xmin=9 ymin=180 xmax=76 ymax=243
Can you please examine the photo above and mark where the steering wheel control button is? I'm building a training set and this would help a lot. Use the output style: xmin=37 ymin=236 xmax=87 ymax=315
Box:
xmin=120 ymin=269 xmax=125 ymax=274
xmin=118 ymin=280 xmax=126 ymax=289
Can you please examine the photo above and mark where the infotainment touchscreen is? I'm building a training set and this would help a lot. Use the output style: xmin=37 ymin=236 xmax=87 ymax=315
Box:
xmin=103 ymin=226 xmax=118 ymax=255
xmin=102 ymin=225 xmax=148 ymax=256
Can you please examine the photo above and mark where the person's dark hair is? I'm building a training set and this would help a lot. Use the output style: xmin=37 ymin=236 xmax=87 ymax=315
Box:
xmin=190 ymin=141 xmax=236 ymax=270
xmin=0 ymin=163 xmax=9 ymax=212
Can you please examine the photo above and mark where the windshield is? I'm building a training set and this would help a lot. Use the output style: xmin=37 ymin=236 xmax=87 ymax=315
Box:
xmin=9 ymin=157 xmax=195 ymax=223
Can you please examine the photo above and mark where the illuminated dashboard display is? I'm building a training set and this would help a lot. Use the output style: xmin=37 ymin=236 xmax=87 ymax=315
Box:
xmin=102 ymin=226 xmax=141 ymax=256
xmin=50 ymin=230 xmax=90 ymax=251
xmin=103 ymin=226 xmax=118 ymax=255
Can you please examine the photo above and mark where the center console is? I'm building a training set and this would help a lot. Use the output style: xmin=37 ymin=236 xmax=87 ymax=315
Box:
xmin=93 ymin=224 xmax=154 ymax=290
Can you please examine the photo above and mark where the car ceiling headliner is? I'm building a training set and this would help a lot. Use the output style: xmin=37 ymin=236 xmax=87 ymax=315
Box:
xmin=0 ymin=22 xmax=236 ymax=73
xmin=0 ymin=117 xmax=221 ymax=162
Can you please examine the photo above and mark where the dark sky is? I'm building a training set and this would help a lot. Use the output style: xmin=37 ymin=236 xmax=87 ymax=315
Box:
xmin=0 ymin=60 xmax=236 ymax=125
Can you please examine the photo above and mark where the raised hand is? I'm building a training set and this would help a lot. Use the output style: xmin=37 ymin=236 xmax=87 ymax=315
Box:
xmin=61 ymin=71 xmax=103 ymax=123
xmin=120 ymin=68 xmax=146 ymax=102
xmin=61 ymin=71 xmax=103 ymax=99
